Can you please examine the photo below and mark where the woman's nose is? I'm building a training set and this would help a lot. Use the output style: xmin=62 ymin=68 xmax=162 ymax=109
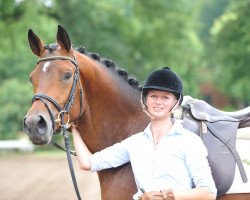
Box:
xmin=155 ymin=97 xmax=162 ymax=104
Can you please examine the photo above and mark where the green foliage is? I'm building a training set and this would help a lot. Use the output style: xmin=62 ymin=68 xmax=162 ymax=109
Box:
xmin=0 ymin=0 xmax=58 ymax=82
xmin=0 ymin=0 xmax=57 ymax=138
xmin=0 ymin=79 xmax=33 ymax=139
xmin=243 ymin=159 xmax=250 ymax=166
xmin=210 ymin=0 xmax=250 ymax=102
xmin=53 ymin=0 xmax=203 ymax=95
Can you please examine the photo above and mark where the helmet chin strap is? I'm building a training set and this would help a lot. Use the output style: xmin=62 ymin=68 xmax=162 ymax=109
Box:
xmin=141 ymin=95 xmax=180 ymax=120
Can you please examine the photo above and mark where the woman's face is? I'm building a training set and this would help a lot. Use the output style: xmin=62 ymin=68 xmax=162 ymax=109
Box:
xmin=146 ymin=90 xmax=177 ymax=118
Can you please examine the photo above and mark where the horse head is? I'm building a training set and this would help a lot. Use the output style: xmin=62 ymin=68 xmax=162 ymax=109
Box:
xmin=23 ymin=25 xmax=147 ymax=151
xmin=23 ymin=25 xmax=84 ymax=145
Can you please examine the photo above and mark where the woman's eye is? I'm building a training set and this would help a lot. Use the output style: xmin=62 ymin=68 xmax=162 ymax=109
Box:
xmin=64 ymin=72 xmax=72 ymax=80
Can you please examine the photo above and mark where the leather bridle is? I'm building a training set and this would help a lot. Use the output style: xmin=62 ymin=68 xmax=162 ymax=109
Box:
xmin=32 ymin=55 xmax=83 ymax=132
xmin=32 ymin=55 xmax=83 ymax=200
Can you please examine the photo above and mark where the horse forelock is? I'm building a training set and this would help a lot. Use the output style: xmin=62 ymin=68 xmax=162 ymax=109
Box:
xmin=44 ymin=43 xmax=58 ymax=52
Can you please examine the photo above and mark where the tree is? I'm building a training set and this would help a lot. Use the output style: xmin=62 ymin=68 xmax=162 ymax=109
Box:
xmin=0 ymin=0 xmax=57 ymax=138
xmin=54 ymin=0 xmax=204 ymax=96
xmin=0 ymin=78 xmax=33 ymax=139
xmin=0 ymin=0 xmax=58 ymax=82
xmin=210 ymin=0 xmax=250 ymax=103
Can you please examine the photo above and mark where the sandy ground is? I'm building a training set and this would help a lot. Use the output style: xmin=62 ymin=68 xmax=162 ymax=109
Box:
xmin=0 ymin=153 xmax=101 ymax=200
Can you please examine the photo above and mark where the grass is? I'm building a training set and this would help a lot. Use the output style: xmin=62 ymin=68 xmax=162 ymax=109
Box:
xmin=243 ymin=159 xmax=250 ymax=166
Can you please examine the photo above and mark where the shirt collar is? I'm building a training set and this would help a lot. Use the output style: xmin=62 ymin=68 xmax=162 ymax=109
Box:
xmin=143 ymin=120 xmax=183 ymax=139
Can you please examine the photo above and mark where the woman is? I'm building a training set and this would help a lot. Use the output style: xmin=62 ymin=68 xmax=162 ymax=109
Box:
xmin=71 ymin=67 xmax=217 ymax=200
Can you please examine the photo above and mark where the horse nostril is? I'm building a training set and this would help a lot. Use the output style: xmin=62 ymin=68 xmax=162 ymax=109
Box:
xmin=23 ymin=117 xmax=29 ymax=133
xmin=37 ymin=115 xmax=47 ymax=134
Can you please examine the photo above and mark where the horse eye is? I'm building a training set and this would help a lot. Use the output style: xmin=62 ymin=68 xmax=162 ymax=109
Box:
xmin=29 ymin=77 xmax=33 ymax=84
xmin=64 ymin=72 xmax=72 ymax=80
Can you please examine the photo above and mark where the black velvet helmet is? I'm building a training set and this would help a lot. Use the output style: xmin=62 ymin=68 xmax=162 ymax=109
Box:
xmin=142 ymin=67 xmax=183 ymax=104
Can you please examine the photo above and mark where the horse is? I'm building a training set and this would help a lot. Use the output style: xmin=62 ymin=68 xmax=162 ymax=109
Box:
xmin=23 ymin=25 xmax=250 ymax=200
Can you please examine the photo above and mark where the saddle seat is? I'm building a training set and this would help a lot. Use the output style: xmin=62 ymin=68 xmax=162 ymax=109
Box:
xmin=185 ymin=99 xmax=239 ymax=123
xmin=221 ymin=106 xmax=250 ymax=121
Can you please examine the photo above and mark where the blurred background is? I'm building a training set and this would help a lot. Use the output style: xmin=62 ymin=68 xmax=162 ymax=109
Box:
xmin=1 ymin=0 xmax=250 ymax=141
xmin=0 ymin=0 xmax=250 ymax=199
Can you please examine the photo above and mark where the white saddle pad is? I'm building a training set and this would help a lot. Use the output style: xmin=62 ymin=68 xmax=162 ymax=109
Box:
xmin=226 ymin=139 xmax=250 ymax=193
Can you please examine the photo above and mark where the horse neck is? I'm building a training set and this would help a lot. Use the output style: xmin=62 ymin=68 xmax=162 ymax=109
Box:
xmin=76 ymin=54 xmax=149 ymax=151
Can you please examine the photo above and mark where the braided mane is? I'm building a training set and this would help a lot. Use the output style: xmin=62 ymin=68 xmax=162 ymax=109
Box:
xmin=44 ymin=43 xmax=142 ymax=91
xmin=44 ymin=43 xmax=142 ymax=90
xmin=76 ymin=46 xmax=142 ymax=91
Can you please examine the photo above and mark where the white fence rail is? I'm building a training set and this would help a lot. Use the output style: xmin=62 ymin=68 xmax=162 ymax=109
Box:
xmin=0 ymin=138 xmax=34 ymax=152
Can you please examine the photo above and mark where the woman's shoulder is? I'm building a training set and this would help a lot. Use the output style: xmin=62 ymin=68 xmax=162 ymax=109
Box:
xmin=176 ymin=125 xmax=203 ymax=142
xmin=126 ymin=123 xmax=151 ymax=140
xmin=128 ymin=131 xmax=145 ymax=140
xmin=122 ymin=131 xmax=145 ymax=143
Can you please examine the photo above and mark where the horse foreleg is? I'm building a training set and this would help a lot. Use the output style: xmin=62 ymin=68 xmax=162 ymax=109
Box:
xmin=97 ymin=163 xmax=137 ymax=200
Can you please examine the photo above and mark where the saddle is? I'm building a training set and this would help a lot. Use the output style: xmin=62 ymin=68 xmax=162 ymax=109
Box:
xmin=176 ymin=97 xmax=248 ymax=197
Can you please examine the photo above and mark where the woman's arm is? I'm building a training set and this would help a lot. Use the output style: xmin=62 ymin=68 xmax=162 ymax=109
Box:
xmin=183 ymin=134 xmax=217 ymax=199
xmin=71 ymin=124 xmax=92 ymax=171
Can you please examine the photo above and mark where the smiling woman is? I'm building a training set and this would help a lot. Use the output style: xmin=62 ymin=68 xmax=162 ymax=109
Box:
xmin=71 ymin=67 xmax=217 ymax=200
xmin=145 ymin=90 xmax=178 ymax=119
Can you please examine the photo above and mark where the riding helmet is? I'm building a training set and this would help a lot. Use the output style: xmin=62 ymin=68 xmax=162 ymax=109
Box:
xmin=142 ymin=67 xmax=183 ymax=104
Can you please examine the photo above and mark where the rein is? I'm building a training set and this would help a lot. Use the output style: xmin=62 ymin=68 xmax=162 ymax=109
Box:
xmin=32 ymin=55 xmax=83 ymax=200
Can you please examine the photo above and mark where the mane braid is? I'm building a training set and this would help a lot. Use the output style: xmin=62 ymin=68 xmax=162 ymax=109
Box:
xmin=76 ymin=46 xmax=142 ymax=91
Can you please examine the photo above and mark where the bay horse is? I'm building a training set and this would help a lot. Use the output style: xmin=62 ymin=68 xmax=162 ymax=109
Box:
xmin=23 ymin=25 xmax=250 ymax=200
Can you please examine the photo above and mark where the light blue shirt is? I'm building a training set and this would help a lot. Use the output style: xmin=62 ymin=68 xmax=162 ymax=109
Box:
xmin=90 ymin=121 xmax=217 ymax=198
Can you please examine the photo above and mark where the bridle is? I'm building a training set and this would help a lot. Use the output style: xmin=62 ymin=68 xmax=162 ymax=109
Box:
xmin=32 ymin=55 xmax=83 ymax=131
xmin=32 ymin=55 xmax=83 ymax=200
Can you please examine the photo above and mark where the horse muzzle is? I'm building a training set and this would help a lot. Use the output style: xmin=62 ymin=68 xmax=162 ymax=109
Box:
xmin=23 ymin=113 xmax=53 ymax=145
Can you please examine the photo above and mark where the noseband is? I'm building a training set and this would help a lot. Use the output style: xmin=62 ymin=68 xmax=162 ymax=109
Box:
xmin=32 ymin=55 xmax=83 ymax=132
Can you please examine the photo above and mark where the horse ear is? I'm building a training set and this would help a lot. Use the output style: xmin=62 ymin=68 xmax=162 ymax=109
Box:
xmin=57 ymin=25 xmax=71 ymax=52
xmin=28 ymin=29 xmax=45 ymax=57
